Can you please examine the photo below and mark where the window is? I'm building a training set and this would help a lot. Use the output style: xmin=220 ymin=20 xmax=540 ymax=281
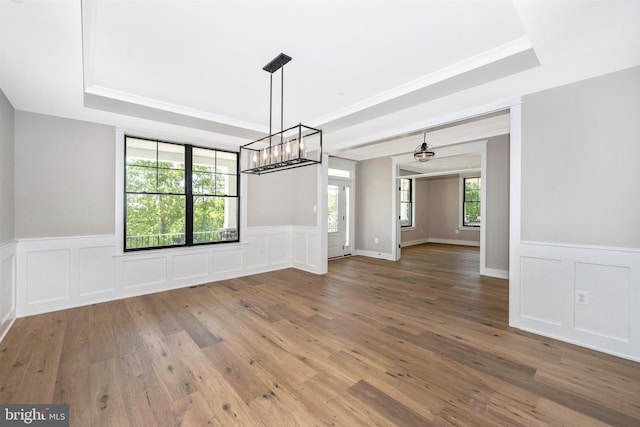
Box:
xmin=463 ymin=177 xmax=481 ymax=227
xmin=328 ymin=168 xmax=350 ymax=178
xmin=124 ymin=136 xmax=239 ymax=251
xmin=327 ymin=184 xmax=339 ymax=233
xmin=400 ymin=178 xmax=413 ymax=227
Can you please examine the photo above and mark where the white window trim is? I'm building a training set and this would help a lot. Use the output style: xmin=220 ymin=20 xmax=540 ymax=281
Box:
xmin=459 ymin=174 xmax=481 ymax=230
xmin=400 ymin=177 xmax=414 ymax=228
xmin=114 ymin=127 xmax=245 ymax=256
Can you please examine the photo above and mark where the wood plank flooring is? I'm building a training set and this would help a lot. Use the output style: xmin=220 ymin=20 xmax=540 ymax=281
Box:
xmin=1 ymin=243 xmax=639 ymax=426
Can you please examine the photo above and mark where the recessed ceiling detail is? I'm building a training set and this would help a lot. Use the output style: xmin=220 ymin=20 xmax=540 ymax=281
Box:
xmin=79 ymin=0 xmax=536 ymax=141
xmin=1 ymin=0 xmax=639 ymax=154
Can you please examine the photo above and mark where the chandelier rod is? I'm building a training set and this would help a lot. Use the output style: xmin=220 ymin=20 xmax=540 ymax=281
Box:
xmin=269 ymin=72 xmax=272 ymax=148
xmin=263 ymin=53 xmax=292 ymax=149
xmin=281 ymin=62 xmax=284 ymax=145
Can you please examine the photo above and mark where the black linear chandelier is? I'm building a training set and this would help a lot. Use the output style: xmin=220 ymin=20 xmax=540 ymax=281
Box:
xmin=414 ymin=132 xmax=435 ymax=162
xmin=240 ymin=53 xmax=322 ymax=175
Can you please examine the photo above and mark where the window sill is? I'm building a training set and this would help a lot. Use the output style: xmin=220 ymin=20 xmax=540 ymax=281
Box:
xmin=458 ymin=226 xmax=481 ymax=231
xmin=401 ymin=226 xmax=416 ymax=231
xmin=113 ymin=240 xmax=247 ymax=257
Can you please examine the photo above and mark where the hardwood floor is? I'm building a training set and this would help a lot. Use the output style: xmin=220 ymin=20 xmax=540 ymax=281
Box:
xmin=1 ymin=243 xmax=639 ymax=426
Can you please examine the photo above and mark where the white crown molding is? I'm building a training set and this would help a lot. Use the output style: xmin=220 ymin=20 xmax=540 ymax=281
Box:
xmin=310 ymin=37 xmax=533 ymax=127
xmin=85 ymin=85 xmax=267 ymax=134
xmin=81 ymin=0 xmax=267 ymax=137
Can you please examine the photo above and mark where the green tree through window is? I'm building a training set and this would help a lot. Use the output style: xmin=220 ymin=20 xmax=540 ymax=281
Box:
xmin=463 ymin=177 xmax=481 ymax=227
xmin=125 ymin=137 xmax=238 ymax=251
xmin=400 ymin=178 xmax=412 ymax=227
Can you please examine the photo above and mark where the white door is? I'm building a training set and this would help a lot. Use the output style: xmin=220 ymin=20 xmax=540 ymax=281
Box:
xmin=328 ymin=181 xmax=351 ymax=258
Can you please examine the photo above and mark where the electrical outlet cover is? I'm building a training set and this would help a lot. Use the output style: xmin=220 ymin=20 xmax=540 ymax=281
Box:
xmin=575 ymin=290 xmax=589 ymax=305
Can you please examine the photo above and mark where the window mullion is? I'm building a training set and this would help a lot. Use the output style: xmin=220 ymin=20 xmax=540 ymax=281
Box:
xmin=185 ymin=145 xmax=193 ymax=246
xmin=155 ymin=141 xmax=160 ymax=193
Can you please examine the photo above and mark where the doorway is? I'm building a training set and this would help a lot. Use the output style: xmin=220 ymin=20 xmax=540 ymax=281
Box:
xmin=328 ymin=180 xmax=351 ymax=258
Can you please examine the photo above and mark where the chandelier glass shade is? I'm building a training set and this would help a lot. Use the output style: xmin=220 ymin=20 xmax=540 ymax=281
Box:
xmin=414 ymin=133 xmax=435 ymax=162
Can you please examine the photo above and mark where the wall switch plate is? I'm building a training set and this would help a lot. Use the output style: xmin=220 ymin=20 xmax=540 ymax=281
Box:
xmin=374 ymin=238 xmax=379 ymax=244
xmin=575 ymin=290 xmax=589 ymax=305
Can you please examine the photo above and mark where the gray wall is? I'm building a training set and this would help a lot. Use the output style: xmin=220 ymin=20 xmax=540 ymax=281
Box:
xmin=246 ymin=172 xmax=293 ymax=226
xmin=400 ymin=135 xmax=510 ymax=271
xmin=355 ymin=156 xmax=392 ymax=253
xmin=400 ymin=174 xmax=481 ymax=245
xmin=426 ymin=175 xmax=481 ymax=243
xmin=12 ymin=110 xmax=316 ymax=237
xmin=0 ymin=90 xmax=15 ymax=243
xmin=400 ymin=178 xmax=429 ymax=243
xmin=292 ymin=165 xmax=318 ymax=227
xmin=522 ymin=65 xmax=640 ymax=247
xmin=246 ymin=165 xmax=318 ymax=227
xmin=14 ymin=111 xmax=115 ymax=238
xmin=485 ymin=135 xmax=509 ymax=270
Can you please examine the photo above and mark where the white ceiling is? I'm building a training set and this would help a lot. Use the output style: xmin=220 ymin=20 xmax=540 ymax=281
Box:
xmin=401 ymin=153 xmax=481 ymax=177
xmin=337 ymin=111 xmax=510 ymax=161
xmin=1 ymin=0 xmax=639 ymax=159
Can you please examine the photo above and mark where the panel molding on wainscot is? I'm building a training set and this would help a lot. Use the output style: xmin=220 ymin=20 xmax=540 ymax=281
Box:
xmin=292 ymin=226 xmax=323 ymax=274
xmin=0 ymin=241 xmax=16 ymax=343
xmin=513 ymin=241 xmax=640 ymax=362
xmin=245 ymin=226 xmax=292 ymax=274
xmin=15 ymin=226 xmax=311 ymax=317
xmin=17 ymin=236 xmax=118 ymax=316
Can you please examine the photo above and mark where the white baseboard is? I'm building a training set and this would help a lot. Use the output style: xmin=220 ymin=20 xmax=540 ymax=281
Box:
xmin=0 ymin=315 xmax=15 ymax=344
xmin=354 ymin=249 xmax=396 ymax=261
xmin=400 ymin=238 xmax=430 ymax=247
xmin=401 ymin=238 xmax=480 ymax=247
xmin=518 ymin=325 xmax=640 ymax=363
xmin=427 ymin=238 xmax=480 ymax=247
xmin=481 ymin=267 xmax=509 ymax=279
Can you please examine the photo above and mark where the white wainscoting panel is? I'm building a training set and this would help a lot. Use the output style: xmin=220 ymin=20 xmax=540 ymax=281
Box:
xmin=78 ymin=245 xmax=116 ymax=296
xmin=173 ymin=252 xmax=209 ymax=281
xmin=574 ymin=262 xmax=630 ymax=341
xmin=306 ymin=235 xmax=320 ymax=269
xmin=292 ymin=226 xmax=322 ymax=274
xmin=245 ymin=227 xmax=294 ymax=273
xmin=26 ymin=249 xmax=71 ymax=304
xmin=16 ymin=226 xmax=304 ymax=317
xmin=514 ymin=241 xmax=640 ymax=361
xmin=520 ymin=256 xmax=564 ymax=326
xmin=293 ymin=233 xmax=306 ymax=265
xmin=246 ymin=234 xmax=267 ymax=269
xmin=122 ymin=256 xmax=167 ymax=289
xmin=212 ymin=248 xmax=244 ymax=275
xmin=0 ymin=241 xmax=16 ymax=342
xmin=269 ymin=232 xmax=292 ymax=266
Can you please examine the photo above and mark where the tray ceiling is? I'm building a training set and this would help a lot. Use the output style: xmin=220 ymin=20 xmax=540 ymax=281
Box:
xmin=1 ymin=0 xmax=639 ymax=157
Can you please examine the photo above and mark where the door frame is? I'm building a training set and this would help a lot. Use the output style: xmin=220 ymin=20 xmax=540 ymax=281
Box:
xmin=326 ymin=157 xmax=356 ymax=259
xmin=393 ymin=140 xmax=487 ymax=270
xmin=388 ymin=99 xmax=521 ymax=292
